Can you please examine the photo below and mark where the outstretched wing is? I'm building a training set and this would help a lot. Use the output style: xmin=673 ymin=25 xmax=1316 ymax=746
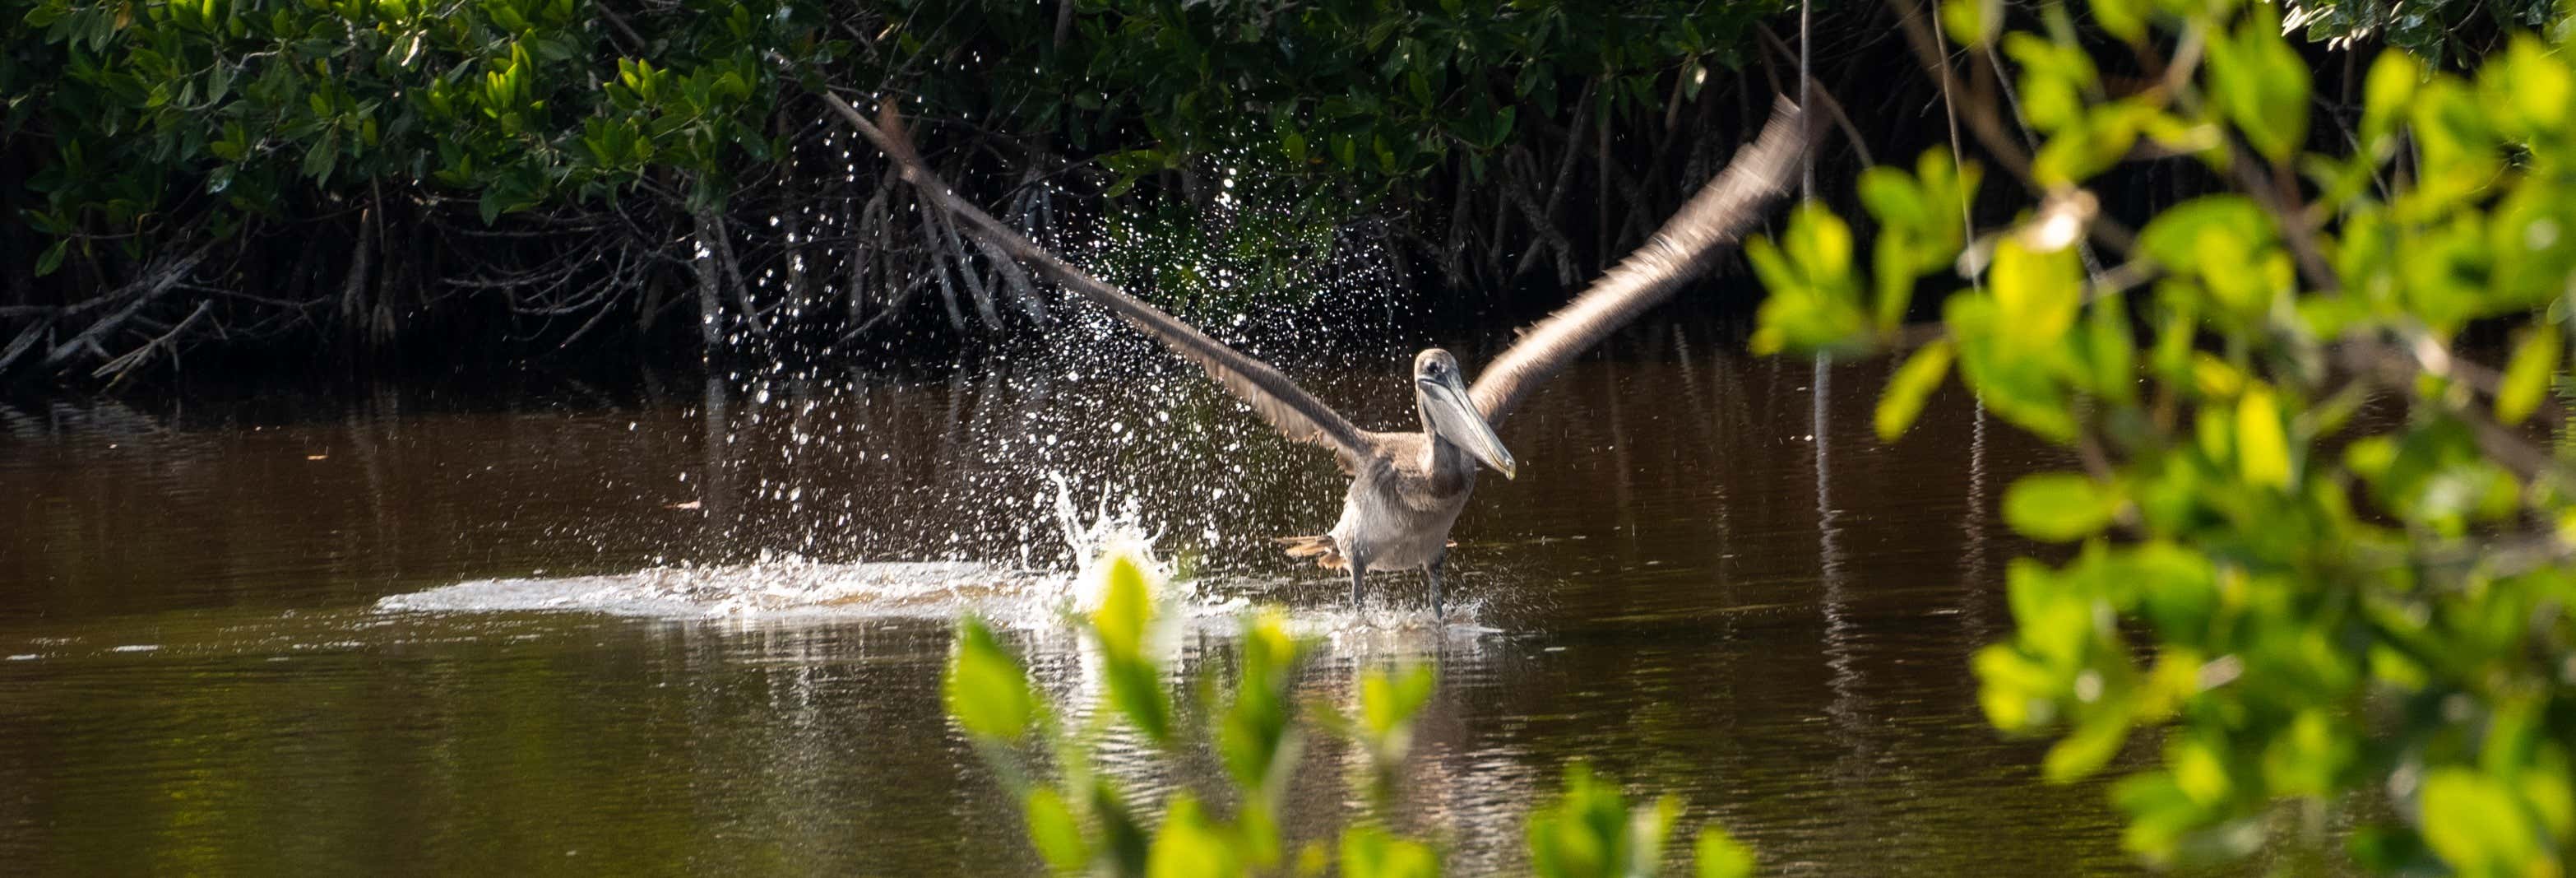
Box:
xmin=1470 ymin=97 xmax=1814 ymax=425
xmin=824 ymin=95 xmax=1376 ymax=470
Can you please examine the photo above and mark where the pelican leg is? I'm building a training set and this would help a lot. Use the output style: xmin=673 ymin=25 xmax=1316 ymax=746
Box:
xmin=1347 ymin=552 xmax=1370 ymax=613
xmin=1425 ymin=551 xmax=1448 ymax=621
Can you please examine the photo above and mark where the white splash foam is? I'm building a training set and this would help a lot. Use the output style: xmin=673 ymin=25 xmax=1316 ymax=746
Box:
xmin=375 ymin=474 xmax=1492 ymax=638
xmin=1053 ymin=472 xmax=1198 ymax=614
xmin=376 ymin=559 xmax=1073 ymax=624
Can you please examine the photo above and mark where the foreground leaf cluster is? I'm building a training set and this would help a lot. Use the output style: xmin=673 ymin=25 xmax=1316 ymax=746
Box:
xmin=1753 ymin=0 xmax=2576 ymax=871
xmin=942 ymin=546 xmax=1754 ymax=877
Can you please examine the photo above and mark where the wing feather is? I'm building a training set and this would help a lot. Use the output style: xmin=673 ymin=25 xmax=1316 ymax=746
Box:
xmin=824 ymin=95 xmax=1376 ymax=468
xmin=1470 ymin=97 xmax=1815 ymax=424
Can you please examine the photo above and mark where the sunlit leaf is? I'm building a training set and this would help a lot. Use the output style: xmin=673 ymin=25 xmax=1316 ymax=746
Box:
xmin=1145 ymin=797 xmax=1239 ymax=878
xmin=2361 ymin=50 xmax=2421 ymax=151
xmin=1023 ymin=788 xmax=1090 ymax=876
xmin=2259 ymin=711 xmax=2352 ymax=798
xmin=2045 ymin=704 xmax=2134 ymax=783
xmin=1989 ymin=239 xmax=2083 ymax=349
xmin=1974 ymin=642 xmax=2059 ymax=732
xmin=2206 ymin=8 xmax=2310 ymax=163
xmin=1527 ymin=763 xmax=1637 ymax=878
xmin=944 ymin=618 xmax=1037 ymax=741
xmin=1693 ymin=826 xmax=1756 ymax=878
xmin=2235 ymin=387 xmax=2292 ymax=490
xmin=1872 ymin=232 xmax=1920 ymax=329
xmin=2422 ymin=768 xmax=2543 ymax=873
xmin=1747 ymin=204 xmax=1869 ymax=354
xmin=1782 ymin=202 xmax=1855 ymax=283
xmin=2408 ymin=81 xmax=2500 ymax=214
xmin=2166 ymin=735 xmax=2235 ymax=807
xmin=1103 ymin=652 xmax=1171 ymax=744
xmin=1091 ymin=550 xmax=1155 ymax=659
xmin=2495 ymin=324 xmax=2560 ymax=425
xmin=2092 ymin=0 xmax=2146 ymax=42
xmin=1916 ymin=148 xmax=1983 ymax=255
xmin=2111 ymin=771 xmax=2205 ymax=863
xmin=1082 ymin=548 xmax=1173 ymax=742
xmin=2034 ymin=103 xmax=2143 ymax=185
xmin=1091 ymin=783 xmax=1151 ymax=873
xmin=2082 ymin=295 xmax=2136 ymax=404
xmin=2005 ymin=34 xmax=2093 ymax=133
xmin=1876 ymin=340 xmax=1953 ymax=441
xmin=1857 ymin=166 xmax=1930 ymax=233
xmin=1219 ymin=610 xmax=1304 ymax=793
xmin=2138 ymin=196 xmax=2275 ymax=276
xmin=1950 ymin=304 xmax=2083 ymax=443
xmin=2004 ymin=472 xmax=2119 ymax=541
xmin=1341 ymin=825 xmax=1439 ymax=878
xmin=1360 ymin=662 xmax=1434 ymax=741
xmin=1939 ymin=0 xmax=1999 ymax=46
xmin=2481 ymin=36 xmax=2572 ymax=139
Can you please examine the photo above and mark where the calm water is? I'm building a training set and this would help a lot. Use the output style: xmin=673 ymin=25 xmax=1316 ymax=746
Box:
xmin=0 ymin=322 xmax=2156 ymax=875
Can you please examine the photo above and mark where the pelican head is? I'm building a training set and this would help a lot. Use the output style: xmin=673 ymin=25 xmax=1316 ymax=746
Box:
xmin=1413 ymin=349 xmax=1517 ymax=480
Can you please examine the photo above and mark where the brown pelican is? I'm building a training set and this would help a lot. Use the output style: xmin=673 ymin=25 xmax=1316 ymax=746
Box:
xmin=824 ymin=94 xmax=1812 ymax=619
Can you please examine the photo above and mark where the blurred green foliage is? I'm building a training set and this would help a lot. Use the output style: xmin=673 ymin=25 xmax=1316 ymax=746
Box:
xmin=941 ymin=544 xmax=1755 ymax=876
xmin=1752 ymin=0 xmax=2576 ymax=872
xmin=0 ymin=0 xmax=1768 ymax=285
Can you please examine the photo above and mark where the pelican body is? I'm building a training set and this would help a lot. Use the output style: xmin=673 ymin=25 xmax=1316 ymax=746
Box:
xmin=832 ymin=93 xmax=1814 ymax=619
xmin=1275 ymin=349 xmax=1509 ymax=616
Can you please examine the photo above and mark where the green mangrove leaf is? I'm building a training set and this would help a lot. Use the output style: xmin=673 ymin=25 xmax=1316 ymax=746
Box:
xmin=1023 ymin=788 xmax=1090 ymax=876
xmin=2092 ymin=0 xmax=2147 ymax=42
xmin=1876 ymin=339 xmax=1954 ymax=441
xmin=2361 ymin=50 xmax=2420 ymax=151
xmin=944 ymin=617 xmax=1037 ymax=741
xmin=2235 ymin=386 xmax=2293 ymax=490
xmin=1940 ymin=0 xmax=1999 ymax=46
xmin=2421 ymin=768 xmax=2543 ymax=874
xmin=2005 ymin=472 xmax=2120 ymax=541
xmin=1341 ymin=825 xmax=1439 ymax=878
xmin=2045 ymin=700 xmax=2136 ymax=783
xmin=2496 ymin=325 xmax=2560 ymax=425
xmin=1693 ymin=826 xmax=1756 ymax=878
xmin=1145 ymin=797 xmax=1239 ymax=878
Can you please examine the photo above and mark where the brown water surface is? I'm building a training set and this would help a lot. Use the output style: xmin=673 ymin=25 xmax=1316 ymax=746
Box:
xmin=0 ymin=327 xmax=2152 ymax=875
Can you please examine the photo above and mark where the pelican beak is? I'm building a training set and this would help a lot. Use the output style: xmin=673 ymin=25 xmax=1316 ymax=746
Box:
xmin=1419 ymin=374 xmax=1517 ymax=480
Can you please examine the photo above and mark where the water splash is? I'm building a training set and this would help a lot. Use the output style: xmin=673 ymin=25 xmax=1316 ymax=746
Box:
xmin=373 ymin=468 xmax=1495 ymax=638
xmin=379 ymin=474 xmax=1250 ymax=628
xmin=376 ymin=558 xmax=1054 ymax=621
xmin=1053 ymin=471 xmax=1195 ymax=614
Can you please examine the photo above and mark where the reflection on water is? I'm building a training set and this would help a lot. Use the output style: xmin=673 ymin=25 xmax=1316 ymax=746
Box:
xmin=0 ymin=323 xmax=2163 ymax=874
